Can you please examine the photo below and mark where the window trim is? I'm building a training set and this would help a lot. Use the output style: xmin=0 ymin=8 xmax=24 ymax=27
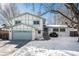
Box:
xmin=33 ymin=21 xmax=40 ymax=25
xmin=15 ymin=20 xmax=21 ymax=24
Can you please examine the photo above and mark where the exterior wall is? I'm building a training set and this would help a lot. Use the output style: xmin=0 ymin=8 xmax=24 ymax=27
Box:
xmin=12 ymin=14 xmax=43 ymax=30
xmin=12 ymin=24 xmax=32 ymax=31
xmin=34 ymin=19 xmax=43 ymax=38
xmin=35 ymin=30 xmax=43 ymax=38
xmin=48 ymin=27 xmax=69 ymax=37
xmin=66 ymin=28 xmax=70 ymax=36
xmin=32 ymin=28 xmax=36 ymax=40
xmin=9 ymin=28 xmax=12 ymax=40
xmin=58 ymin=28 xmax=69 ymax=37
xmin=11 ymin=13 xmax=43 ymax=40
xmin=12 ymin=14 xmax=43 ymax=31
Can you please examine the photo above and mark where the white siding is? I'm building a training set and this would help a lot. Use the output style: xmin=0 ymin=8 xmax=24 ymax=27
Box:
xmin=48 ymin=27 xmax=69 ymax=37
xmin=32 ymin=29 xmax=36 ymax=40
xmin=13 ymin=24 xmax=32 ymax=31
xmin=12 ymin=14 xmax=43 ymax=30
xmin=9 ymin=28 xmax=12 ymax=40
xmin=11 ymin=13 xmax=44 ymax=40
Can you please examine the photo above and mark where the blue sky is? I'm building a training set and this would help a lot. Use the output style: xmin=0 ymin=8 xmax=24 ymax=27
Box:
xmin=0 ymin=3 xmax=64 ymax=25
xmin=16 ymin=3 xmax=47 ymax=15
xmin=16 ymin=3 xmax=57 ymax=24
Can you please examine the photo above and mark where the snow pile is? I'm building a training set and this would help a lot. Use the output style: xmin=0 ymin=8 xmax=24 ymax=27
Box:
xmin=10 ymin=37 xmax=79 ymax=56
xmin=11 ymin=46 xmax=79 ymax=56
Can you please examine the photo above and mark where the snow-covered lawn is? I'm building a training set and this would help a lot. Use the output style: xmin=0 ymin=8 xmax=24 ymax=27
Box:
xmin=11 ymin=37 xmax=79 ymax=56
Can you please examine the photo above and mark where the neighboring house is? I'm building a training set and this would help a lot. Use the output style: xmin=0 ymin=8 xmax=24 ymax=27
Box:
xmin=55 ymin=15 xmax=78 ymax=37
xmin=45 ymin=25 xmax=78 ymax=37
xmin=45 ymin=13 xmax=78 ymax=37
xmin=8 ymin=12 xmax=45 ymax=40
xmin=0 ymin=25 xmax=9 ymax=40
xmin=46 ymin=25 xmax=69 ymax=37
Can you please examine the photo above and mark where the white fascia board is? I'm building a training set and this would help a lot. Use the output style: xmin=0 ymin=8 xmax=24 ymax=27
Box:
xmin=46 ymin=25 xmax=68 ymax=28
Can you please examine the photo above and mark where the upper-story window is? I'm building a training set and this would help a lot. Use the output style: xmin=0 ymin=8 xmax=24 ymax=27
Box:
xmin=33 ymin=21 xmax=40 ymax=25
xmin=15 ymin=21 xmax=21 ymax=24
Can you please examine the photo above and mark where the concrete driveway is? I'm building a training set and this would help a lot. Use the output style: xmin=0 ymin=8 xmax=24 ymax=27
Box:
xmin=0 ymin=40 xmax=30 ymax=56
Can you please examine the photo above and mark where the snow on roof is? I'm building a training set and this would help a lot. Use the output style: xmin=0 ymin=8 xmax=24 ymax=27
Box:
xmin=0 ymin=25 xmax=4 ymax=28
xmin=46 ymin=25 xmax=68 ymax=28
xmin=69 ymin=28 xmax=77 ymax=31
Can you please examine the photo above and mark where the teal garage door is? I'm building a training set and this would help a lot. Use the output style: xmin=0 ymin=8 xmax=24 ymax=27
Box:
xmin=12 ymin=31 xmax=32 ymax=40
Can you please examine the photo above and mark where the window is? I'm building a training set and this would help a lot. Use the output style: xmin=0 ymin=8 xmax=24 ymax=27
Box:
xmin=33 ymin=21 xmax=39 ymax=25
xmin=15 ymin=21 xmax=21 ymax=24
xmin=53 ymin=28 xmax=59 ymax=32
xmin=38 ymin=30 xmax=41 ymax=34
xmin=44 ymin=27 xmax=48 ymax=32
xmin=60 ymin=28 xmax=65 ymax=32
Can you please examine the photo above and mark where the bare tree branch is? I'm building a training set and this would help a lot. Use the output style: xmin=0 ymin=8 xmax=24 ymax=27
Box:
xmin=65 ymin=22 xmax=77 ymax=29
xmin=0 ymin=3 xmax=19 ymax=26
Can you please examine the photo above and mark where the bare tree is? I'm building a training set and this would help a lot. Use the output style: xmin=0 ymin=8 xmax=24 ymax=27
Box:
xmin=0 ymin=3 xmax=19 ymax=27
xmin=41 ymin=3 xmax=79 ymax=42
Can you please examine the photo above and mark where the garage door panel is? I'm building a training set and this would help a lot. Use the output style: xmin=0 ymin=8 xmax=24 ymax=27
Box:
xmin=12 ymin=31 xmax=32 ymax=40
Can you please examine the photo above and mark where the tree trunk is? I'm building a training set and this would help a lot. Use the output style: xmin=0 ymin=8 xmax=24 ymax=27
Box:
xmin=77 ymin=32 xmax=79 ymax=42
xmin=77 ymin=28 xmax=79 ymax=42
xmin=77 ymin=37 xmax=79 ymax=42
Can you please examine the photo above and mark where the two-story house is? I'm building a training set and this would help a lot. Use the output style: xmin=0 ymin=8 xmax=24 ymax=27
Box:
xmin=9 ymin=12 xmax=45 ymax=40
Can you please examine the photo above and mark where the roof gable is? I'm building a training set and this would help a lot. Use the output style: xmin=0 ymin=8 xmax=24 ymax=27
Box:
xmin=11 ymin=12 xmax=45 ymax=20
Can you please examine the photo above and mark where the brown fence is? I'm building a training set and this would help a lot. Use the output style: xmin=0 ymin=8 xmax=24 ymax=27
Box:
xmin=0 ymin=30 xmax=9 ymax=40
xmin=70 ymin=31 xmax=78 ymax=37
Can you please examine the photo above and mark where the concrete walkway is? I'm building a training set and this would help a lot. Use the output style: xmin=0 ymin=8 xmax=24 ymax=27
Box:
xmin=0 ymin=40 xmax=30 ymax=56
